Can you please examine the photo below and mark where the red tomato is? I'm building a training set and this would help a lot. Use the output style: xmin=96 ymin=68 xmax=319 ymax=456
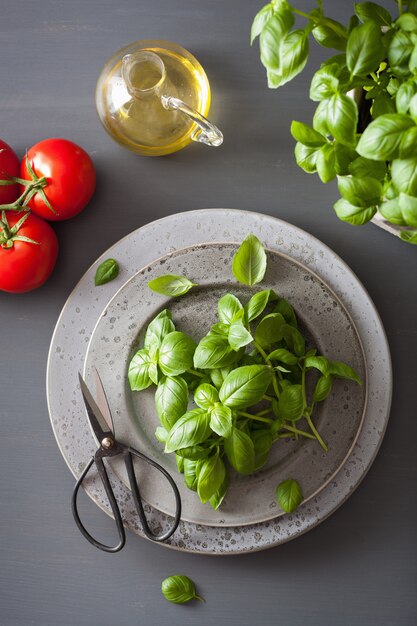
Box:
xmin=20 ymin=138 xmax=96 ymax=221
xmin=0 ymin=139 xmax=20 ymax=204
xmin=0 ymin=211 xmax=58 ymax=293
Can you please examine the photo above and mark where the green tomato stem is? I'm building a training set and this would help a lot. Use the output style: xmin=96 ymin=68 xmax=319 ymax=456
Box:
xmin=305 ymin=414 xmax=328 ymax=451
xmin=237 ymin=411 xmax=273 ymax=424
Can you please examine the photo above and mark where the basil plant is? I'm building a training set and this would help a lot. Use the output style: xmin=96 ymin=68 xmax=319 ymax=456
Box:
xmin=252 ymin=0 xmax=417 ymax=245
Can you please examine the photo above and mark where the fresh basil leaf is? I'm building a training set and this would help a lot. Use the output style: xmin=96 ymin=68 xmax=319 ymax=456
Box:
xmin=194 ymin=334 xmax=239 ymax=369
xmin=396 ymin=12 xmax=417 ymax=31
xmin=209 ymin=472 xmax=228 ymax=510
xmin=278 ymin=30 xmax=309 ymax=86
xmin=183 ymin=458 xmax=199 ymax=490
xmin=356 ymin=114 xmax=415 ymax=160
xmin=326 ymin=94 xmax=358 ymax=146
xmin=165 ymin=408 xmax=211 ymax=453
xmin=348 ymin=156 xmax=387 ymax=180
xmin=328 ymin=360 xmax=362 ymax=384
xmin=219 ymin=364 xmax=272 ymax=409
xmin=218 ymin=293 xmax=243 ymax=324
xmin=155 ymin=375 xmax=189 ymax=430
xmin=372 ymin=92 xmax=396 ymax=118
xmin=197 ymin=454 xmax=226 ymax=503
xmin=281 ymin=324 xmax=305 ymax=356
xmin=409 ymin=42 xmax=417 ymax=73
xmin=224 ymin=427 xmax=255 ymax=474
xmin=388 ymin=30 xmax=414 ymax=74
xmin=399 ymin=125 xmax=417 ymax=157
xmin=251 ymin=3 xmax=274 ymax=45
xmin=395 ymin=79 xmax=417 ymax=114
xmin=304 ymin=355 xmax=330 ymax=375
xmin=161 ymin=575 xmax=203 ymax=604
xmin=294 ymin=142 xmax=320 ymax=173
xmin=268 ymin=348 xmax=298 ymax=365
xmin=399 ymin=192 xmax=417 ymax=227
xmin=346 ymin=21 xmax=384 ymax=77
xmin=313 ymin=98 xmax=330 ymax=136
xmin=312 ymin=20 xmax=348 ymax=51
xmin=391 ymin=156 xmax=417 ymax=194
xmin=409 ymin=93 xmax=417 ymax=124
xmin=334 ymin=143 xmax=359 ymax=175
xmin=175 ymin=445 xmax=212 ymax=460
xmin=210 ymin=322 xmax=230 ymax=336
xmin=313 ymin=374 xmax=333 ymax=403
xmin=94 ymin=258 xmax=119 ymax=286
xmin=244 ymin=289 xmax=271 ymax=322
xmin=273 ymin=298 xmax=298 ymax=327
xmin=309 ymin=64 xmax=340 ymax=101
xmin=155 ymin=426 xmax=169 ymax=444
xmin=337 ymin=175 xmax=382 ymax=207
xmin=147 ymin=274 xmax=197 ymax=297
xmin=290 ymin=121 xmax=326 ymax=147
xmin=144 ymin=309 xmax=175 ymax=350
xmin=128 ymin=348 xmax=152 ymax=391
xmin=267 ymin=69 xmax=284 ymax=88
xmin=277 ymin=384 xmax=304 ymax=421
xmin=210 ymin=366 xmax=232 ymax=389
xmin=158 ymin=331 xmax=196 ymax=376
xmin=255 ymin=312 xmax=286 ymax=348
xmin=354 ymin=2 xmax=392 ymax=26
xmin=316 ymin=143 xmax=337 ymax=183
xmin=276 ymin=478 xmax=303 ymax=513
xmin=252 ymin=429 xmax=273 ymax=471
xmin=260 ymin=10 xmax=294 ymax=70
xmin=209 ymin=404 xmax=232 ymax=438
xmin=148 ymin=362 xmax=159 ymax=385
xmin=232 ymin=234 xmax=267 ymax=286
xmin=333 ymin=198 xmax=376 ymax=224
xmin=176 ymin=454 xmax=185 ymax=473
xmin=400 ymin=229 xmax=417 ymax=244
xmin=194 ymin=383 xmax=219 ymax=409
xmin=228 ymin=322 xmax=253 ymax=350
xmin=378 ymin=199 xmax=406 ymax=225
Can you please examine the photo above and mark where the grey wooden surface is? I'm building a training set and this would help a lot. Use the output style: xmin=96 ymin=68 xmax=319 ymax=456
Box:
xmin=1 ymin=1 xmax=416 ymax=625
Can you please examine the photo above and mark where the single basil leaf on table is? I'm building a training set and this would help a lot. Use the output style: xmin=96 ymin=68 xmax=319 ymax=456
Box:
xmin=326 ymin=93 xmax=358 ymax=146
xmin=337 ymin=175 xmax=382 ymax=207
xmin=399 ymin=192 xmax=417 ymax=227
xmin=165 ymin=408 xmax=212 ymax=453
xmin=294 ymin=142 xmax=320 ymax=173
xmin=268 ymin=348 xmax=298 ymax=365
xmin=354 ymin=2 xmax=392 ymax=27
xmin=333 ymin=198 xmax=376 ymax=225
xmin=128 ymin=348 xmax=153 ymax=391
xmin=313 ymin=374 xmax=333 ymax=403
xmin=219 ymin=364 xmax=273 ymax=409
xmin=348 ymin=156 xmax=386 ymax=180
xmin=197 ymin=453 xmax=226 ymax=503
xmin=391 ymin=156 xmax=417 ymax=195
xmin=158 ymin=331 xmax=196 ymax=376
xmin=194 ymin=383 xmax=219 ymax=409
xmin=224 ymin=426 xmax=255 ymax=474
xmin=232 ymin=233 xmax=267 ymax=286
xmin=290 ymin=121 xmax=326 ymax=147
xmin=312 ymin=19 xmax=347 ymax=51
xmin=228 ymin=321 xmax=253 ymax=350
xmin=309 ymin=64 xmax=340 ymax=101
xmin=144 ymin=309 xmax=175 ymax=350
xmin=276 ymin=478 xmax=303 ymax=513
xmin=356 ymin=114 xmax=415 ymax=160
xmin=259 ymin=10 xmax=294 ymax=70
xmin=346 ymin=21 xmax=384 ymax=77
xmin=209 ymin=471 xmax=228 ymax=510
xmin=250 ymin=3 xmax=274 ymax=45
xmin=218 ymin=293 xmax=243 ymax=324
xmin=252 ymin=429 xmax=273 ymax=471
xmin=209 ymin=404 xmax=233 ymax=438
xmin=155 ymin=375 xmax=189 ymax=430
xmin=148 ymin=274 xmax=197 ymax=297
xmin=94 ymin=258 xmax=119 ymax=286
xmin=194 ymin=334 xmax=240 ymax=369
xmin=161 ymin=575 xmax=204 ymax=604
xmin=244 ymin=289 xmax=271 ymax=322
xmin=255 ymin=312 xmax=285 ymax=348
xmin=277 ymin=384 xmax=304 ymax=421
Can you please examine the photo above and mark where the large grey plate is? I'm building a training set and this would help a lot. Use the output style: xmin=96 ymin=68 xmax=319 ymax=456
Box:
xmin=47 ymin=209 xmax=392 ymax=554
xmin=84 ymin=242 xmax=366 ymax=526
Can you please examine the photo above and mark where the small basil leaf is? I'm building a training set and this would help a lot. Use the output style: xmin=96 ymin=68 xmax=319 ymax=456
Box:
xmin=194 ymin=383 xmax=219 ymax=409
xmin=155 ymin=375 xmax=189 ymax=430
xmin=144 ymin=309 xmax=175 ymax=350
xmin=277 ymin=384 xmax=304 ymax=421
xmin=294 ymin=142 xmax=320 ymax=173
xmin=176 ymin=454 xmax=185 ymax=473
xmin=273 ymin=297 xmax=298 ymax=327
xmin=309 ymin=64 xmax=340 ymax=101
xmin=94 ymin=258 xmax=119 ymax=286
xmin=161 ymin=575 xmax=203 ymax=604
xmin=354 ymin=2 xmax=392 ymax=27
xmin=278 ymin=30 xmax=309 ymax=87
xmin=228 ymin=322 xmax=253 ymax=350
xmin=148 ymin=362 xmax=159 ymax=385
xmin=399 ymin=192 xmax=417 ymax=227
xmin=388 ymin=30 xmax=414 ymax=75
xmin=255 ymin=312 xmax=286 ymax=348
xmin=232 ymin=234 xmax=267 ymax=286
xmin=175 ymin=445 xmax=212 ymax=460
xmin=400 ymin=230 xmax=417 ymax=244
xmin=209 ymin=404 xmax=233 ymax=438
xmin=372 ymin=92 xmax=396 ymax=118
xmin=346 ymin=21 xmax=384 ymax=77
xmin=158 ymin=331 xmax=196 ymax=376
xmin=128 ymin=348 xmax=152 ymax=391
xmin=250 ymin=3 xmax=274 ymax=45
xmin=276 ymin=478 xmax=303 ymax=513
xmin=334 ymin=143 xmax=359 ymax=175
xmin=194 ymin=334 xmax=239 ymax=369
xmin=219 ymin=365 xmax=273 ymax=409
xmin=209 ymin=471 xmax=228 ymax=510
xmin=268 ymin=348 xmax=298 ymax=365
xmin=328 ymin=360 xmax=362 ymax=384
xmin=313 ymin=98 xmax=330 ymax=136
xmin=356 ymin=114 xmax=415 ymax=160
xmin=210 ymin=322 xmax=230 ymax=336
xmin=391 ymin=156 xmax=417 ymax=195
xmin=312 ymin=20 xmax=348 ymax=51
xmin=396 ymin=12 xmax=417 ymax=31
xmin=348 ymin=156 xmax=387 ymax=180
xmin=260 ymin=10 xmax=294 ymax=70
xmin=218 ymin=293 xmax=243 ymax=324
xmin=165 ymin=408 xmax=211 ymax=453
xmin=197 ymin=454 xmax=226 ymax=503
xmin=395 ymin=79 xmax=417 ymax=114
xmin=183 ymin=458 xmax=199 ymax=490
xmin=290 ymin=121 xmax=326 ymax=147
xmin=326 ymin=94 xmax=358 ymax=146
xmin=304 ymin=355 xmax=331 ymax=375
xmin=148 ymin=274 xmax=197 ymax=297
xmin=333 ymin=198 xmax=376 ymax=225
xmin=378 ymin=199 xmax=406 ymax=225
xmin=281 ymin=324 xmax=305 ymax=356
xmin=313 ymin=375 xmax=333 ymax=403
xmin=316 ymin=143 xmax=337 ymax=183
xmin=398 ymin=125 xmax=417 ymax=158
xmin=244 ymin=289 xmax=271 ymax=322
xmin=155 ymin=426 xmax=169 ymax=444
xmin=209 ymin=366 xmax=233 ymax=389
xmin=252 ymin=429 xmax=273 ymax=471
xmin=224 ymin=427 xmax=255 ymax=474
xmin=337 ymin=176 xmax=382 ymax=207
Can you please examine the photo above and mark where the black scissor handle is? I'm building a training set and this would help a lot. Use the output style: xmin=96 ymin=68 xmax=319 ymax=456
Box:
xmin=124 ymin=446 xmax=182 ymax=542
xmin=71 ymin=455 xmax=126 ymax=553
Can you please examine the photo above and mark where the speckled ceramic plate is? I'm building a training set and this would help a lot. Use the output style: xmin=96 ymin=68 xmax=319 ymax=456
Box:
xmin=83 ymin=242 xmax=366 ymax=527
xmin=47 ymin=209 xmax=392 ymax=554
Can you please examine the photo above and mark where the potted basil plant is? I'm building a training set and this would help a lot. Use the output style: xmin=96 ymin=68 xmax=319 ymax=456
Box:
xmin=251 ymin=0 xmax=417 ymax=245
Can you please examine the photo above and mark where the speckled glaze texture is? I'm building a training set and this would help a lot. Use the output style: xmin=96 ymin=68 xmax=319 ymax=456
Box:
xmin=47 ymin=209 xmax=392 ymax=554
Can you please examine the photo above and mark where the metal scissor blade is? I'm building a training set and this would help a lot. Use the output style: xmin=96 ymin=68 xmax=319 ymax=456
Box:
xmin=92 ymin=367 xmax=115 ymax=434
xmin=78 ymin=373 xmax=113 ymax=443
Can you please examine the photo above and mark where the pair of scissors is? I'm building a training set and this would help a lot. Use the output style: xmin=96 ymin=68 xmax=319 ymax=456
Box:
xmin=72 ymin=369 xmax=181 ymax=552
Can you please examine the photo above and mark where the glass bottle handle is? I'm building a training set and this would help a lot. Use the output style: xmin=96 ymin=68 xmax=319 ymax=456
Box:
xmin=161 ymin=96 xmax=223 ymax=147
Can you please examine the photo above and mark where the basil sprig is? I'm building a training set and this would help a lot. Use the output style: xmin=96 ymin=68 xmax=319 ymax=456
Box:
xmin=251 ymin=0 xmax=417 ymax=243
xmin=128 ymin=234 xmax=361 ymax=511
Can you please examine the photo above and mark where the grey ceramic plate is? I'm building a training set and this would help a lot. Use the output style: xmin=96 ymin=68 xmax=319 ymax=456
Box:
xmin=84 ymin=242 xmax=366 ymax=527
xmin=47 ymin=209 xmax=392 ymax=554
